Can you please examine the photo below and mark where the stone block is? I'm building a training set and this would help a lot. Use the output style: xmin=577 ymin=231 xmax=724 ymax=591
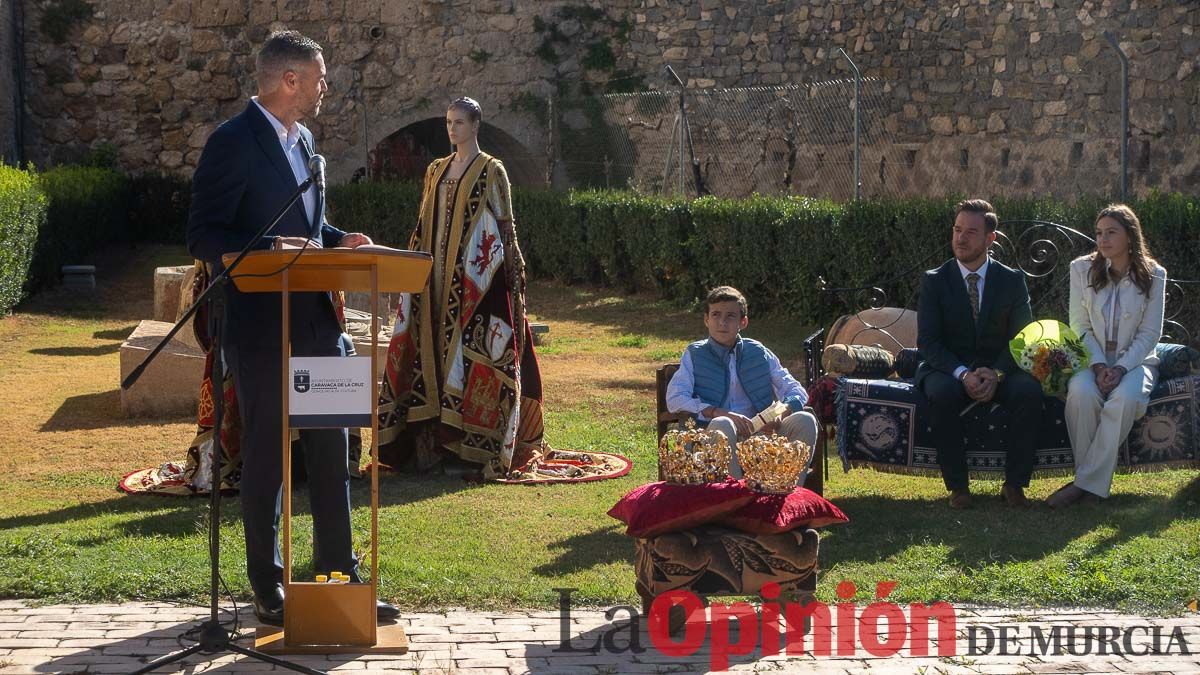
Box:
xmin=174 ymin=266 xmax=203 ymax=353
xmin=352 ymin=335 xmax=389 ymax=382
xmin=100 ymin=64 xmax=129 ymax=80
xmin=1044 ymin=100 xmax=1069 ymax=116
xmin=1131 ymin=102 xmax=1169 ymax=134
xmin=153 ymin=265 xmax=190 ymax=322
xmin=120 ymin=320 xmax=204 ymax=418
xmin=192 ymin=0 xmax=248 ymax=27
xmin=62 ymin=265 xmax=96 ymax=291
xmin=929 ymin=115 xmax=955 ymax=135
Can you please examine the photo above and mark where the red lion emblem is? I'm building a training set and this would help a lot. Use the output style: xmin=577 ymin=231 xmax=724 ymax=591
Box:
xmin=470 ymin=231 xmax=502 ymax=275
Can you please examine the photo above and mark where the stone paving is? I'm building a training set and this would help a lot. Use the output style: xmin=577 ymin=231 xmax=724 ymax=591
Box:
xmin=1 ymin=600 xmax=1197 ymax=674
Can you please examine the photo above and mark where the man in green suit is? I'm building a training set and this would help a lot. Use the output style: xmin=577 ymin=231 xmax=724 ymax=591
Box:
xmin=916 ymin=199 xmax=1042 ymax=509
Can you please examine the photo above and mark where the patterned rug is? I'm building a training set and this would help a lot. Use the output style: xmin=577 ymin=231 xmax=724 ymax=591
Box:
xmin=118 ymin=432 xmax=364 ymax=497
xmin=834 ymin=374 xmax=1200 ymax=475
xmin=489 ymin=447 xmax=633 ymax=484
xmin=122 ymin=442 xmax=631 ymax=494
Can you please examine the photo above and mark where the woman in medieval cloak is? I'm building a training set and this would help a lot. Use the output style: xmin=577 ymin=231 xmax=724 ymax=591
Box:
xmin=375 ymin=97 xmax=546 ymax=479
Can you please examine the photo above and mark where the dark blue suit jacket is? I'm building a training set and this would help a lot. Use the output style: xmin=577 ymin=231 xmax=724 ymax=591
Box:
xmin=186 ymin=101 xmax=346 ymax=349
xmin=915 ymin=258 xmax=1033 ymax=387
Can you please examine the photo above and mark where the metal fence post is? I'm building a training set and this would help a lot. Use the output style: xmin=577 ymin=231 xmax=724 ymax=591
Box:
xmin=359 ymin=75 xmax=369 ymax=181
xmin=836 ymin=48 xmax=861 ymax=201
xmin=1103 ymin=31 xmax=1129 ymax=201
xmin=678 ymin=111 xmax=685 ymax=196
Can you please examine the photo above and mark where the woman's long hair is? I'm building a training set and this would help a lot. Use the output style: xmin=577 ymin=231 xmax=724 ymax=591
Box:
xmin=1088 ymin=203 xmax=1157 ymax=296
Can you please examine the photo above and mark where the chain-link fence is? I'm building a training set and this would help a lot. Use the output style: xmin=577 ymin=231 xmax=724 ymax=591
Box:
xmin=553 ymin=78 xmax=907 ymax=200
xmin=545 ymin=34 xmax=1186 ymax=201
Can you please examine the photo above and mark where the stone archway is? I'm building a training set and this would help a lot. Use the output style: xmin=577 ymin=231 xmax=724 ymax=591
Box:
xmin=370 ymin=118 xmax=543 ymax=186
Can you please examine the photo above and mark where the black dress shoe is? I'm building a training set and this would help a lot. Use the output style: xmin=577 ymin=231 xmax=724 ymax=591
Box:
xmin=252 ymin=585 xmax=285 ymax=626
xmin=328 ymin=566 xmax=398 ymax=614
xmin=331 ymin=571 xmax=400 ymax=620
xmin=949 ymin=488 xmax=973 ymax=509
xmin=376 ymin=600 xmax=400 ymax=620
xmin=1000 ymin=483 xmax=1032 ymax=508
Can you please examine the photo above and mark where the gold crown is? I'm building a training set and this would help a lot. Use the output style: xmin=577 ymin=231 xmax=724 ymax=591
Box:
xmin=658 ymin=419 xmax=732 ymax=484
xmin=736 ymin=434 xmax=812 ymax=494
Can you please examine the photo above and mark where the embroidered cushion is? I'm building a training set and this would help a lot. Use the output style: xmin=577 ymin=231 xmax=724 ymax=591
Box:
xmin=1156 ymin=343 xmax=1200 ymax=379
xmin=717 ymin=486 xmax=849 ymax=534
xmin=805 ymin=376 xmax=839 ymax=424
xmin=822 ymin=343 xmax=895 ymax=379
xmin=607 ymin=480 xmax=753 ymax=538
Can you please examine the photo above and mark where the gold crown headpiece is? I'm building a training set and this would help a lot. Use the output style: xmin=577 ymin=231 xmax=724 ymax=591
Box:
xmin=736 ymin=434 xmax=812 ymax=494
xmin=658 ymin=419 xmax=732 ymax=484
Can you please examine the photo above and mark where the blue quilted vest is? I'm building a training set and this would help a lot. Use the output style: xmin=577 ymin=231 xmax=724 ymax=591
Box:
xmin=687 ymin=337 xmax=775 ymax=413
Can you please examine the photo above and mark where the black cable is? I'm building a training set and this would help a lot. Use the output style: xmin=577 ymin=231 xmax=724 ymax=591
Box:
xmin=229 ymin=236 xmax=319 ymax=280
xmin=124 ymin=592 xmax=239 ymax=649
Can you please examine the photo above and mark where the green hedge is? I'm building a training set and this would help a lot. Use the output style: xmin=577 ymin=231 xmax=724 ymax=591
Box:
xmin=576 ymin=191 xmax=1200 ymax=321
xmin=9 ymin=167 xmax=1197 ymax=324
xmin=128 ymin=171 xmax=191 ymax=244
xmin=325 ymin=182 xmax=593 ymax=281
xmin=322 ymin=183 xmax=1200 ymax=322
xmin=326 ymin=181 xmax=422 ymax=246
xmin=513 ymin=187 xmax=584 ymax=281
xmin=29 ymin=166 xmax=130 ymax=293
xmin=8 ymin=163 xmax=1194 ymax=328
xmin=0 ymin=166 xmax=46 ymax=313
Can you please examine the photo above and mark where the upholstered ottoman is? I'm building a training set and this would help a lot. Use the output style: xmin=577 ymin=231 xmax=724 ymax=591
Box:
xmin=641 ymin=364 xmax=835 ymax=632
xmin=634 ymin=526 xmax=818 ymax=634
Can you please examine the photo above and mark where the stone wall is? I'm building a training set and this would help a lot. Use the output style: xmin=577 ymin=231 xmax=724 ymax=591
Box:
xmin=16 ymin=0 xmax=1200 ymax=197
xmin=0 ymin=0 xmax=18 ymax=164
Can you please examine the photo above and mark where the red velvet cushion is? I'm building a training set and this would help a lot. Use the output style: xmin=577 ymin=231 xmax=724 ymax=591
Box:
xmin=607 ymin=480 xmax=753 ymax=538
xmin=717 ymin=487 xmax=849 ymax=534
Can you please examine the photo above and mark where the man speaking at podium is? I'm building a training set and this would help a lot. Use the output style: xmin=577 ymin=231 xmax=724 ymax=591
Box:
xmin=186 ymin=30 xmax=398 ymax=625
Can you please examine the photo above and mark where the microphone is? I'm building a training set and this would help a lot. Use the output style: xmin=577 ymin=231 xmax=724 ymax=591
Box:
xmin=307 ymin=154 xmax=326 ymax=239
xmin=307 ymin=154 xmax=326 ymax=192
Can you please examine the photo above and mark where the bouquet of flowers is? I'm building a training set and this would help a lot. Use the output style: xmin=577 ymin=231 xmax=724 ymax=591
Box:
xmin=1009 ymin=319 xmax=1090 ymax=398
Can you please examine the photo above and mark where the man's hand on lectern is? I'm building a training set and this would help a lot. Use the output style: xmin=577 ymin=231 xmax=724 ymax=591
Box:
xmin=338 ymin=233 xmax=374 ymax=249
xmin=273 ymin=236 xmax=322 ymax=250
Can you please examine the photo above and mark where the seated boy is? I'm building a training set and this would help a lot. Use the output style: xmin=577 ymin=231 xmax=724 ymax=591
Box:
xmin=666 ymin=286 xmax=818 ymax=483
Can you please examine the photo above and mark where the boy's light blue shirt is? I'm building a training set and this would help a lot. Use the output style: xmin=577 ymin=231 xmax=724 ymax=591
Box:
xmin=665 ymin=338 xmax=807 ymax=421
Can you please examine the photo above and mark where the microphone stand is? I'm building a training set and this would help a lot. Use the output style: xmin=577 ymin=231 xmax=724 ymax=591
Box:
xmin=126 ymin=177 xmax=327 ymax=675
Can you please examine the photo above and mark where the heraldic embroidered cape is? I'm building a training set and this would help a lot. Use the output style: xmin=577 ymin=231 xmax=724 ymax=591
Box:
xmin=377 ymin=152 xmax=544 ymax=478
xmin=118 ymin=263 xmax=365 ymax=495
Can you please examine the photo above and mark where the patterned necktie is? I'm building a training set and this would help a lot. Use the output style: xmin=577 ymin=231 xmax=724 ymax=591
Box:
xmin=966 ymin=272 xmax=981 ymax=320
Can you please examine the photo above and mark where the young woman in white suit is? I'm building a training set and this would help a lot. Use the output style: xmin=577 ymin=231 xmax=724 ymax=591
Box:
xmin=1049 ymin=204 xmax=1167 ymax=508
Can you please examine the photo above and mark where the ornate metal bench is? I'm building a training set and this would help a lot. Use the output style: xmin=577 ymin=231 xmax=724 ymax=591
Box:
xmin=803 ymin=220 xmax=1200 ymax=475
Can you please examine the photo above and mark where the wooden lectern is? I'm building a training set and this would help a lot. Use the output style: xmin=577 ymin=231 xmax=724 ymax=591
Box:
xmin=223 ymin=246 xmax=431 ymax=655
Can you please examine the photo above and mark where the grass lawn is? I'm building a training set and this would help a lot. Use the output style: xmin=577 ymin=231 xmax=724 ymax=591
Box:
xmin=0 ymin=244 xmax=1197 ymax=615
